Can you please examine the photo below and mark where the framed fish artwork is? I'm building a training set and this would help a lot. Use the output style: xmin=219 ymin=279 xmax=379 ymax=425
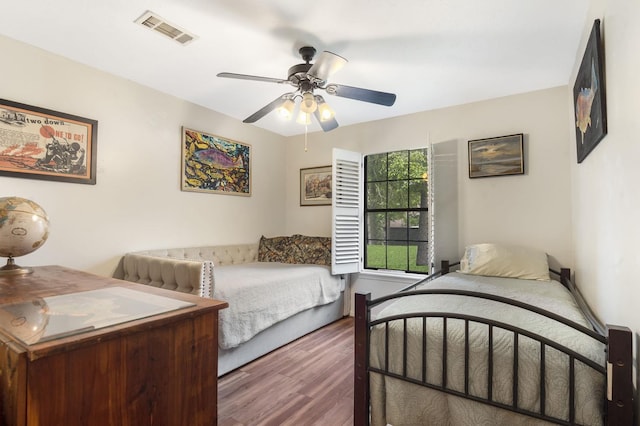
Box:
xmin=181 ymin=127 xmax=251 ymax=195
xmin=573 ymin=19 xmax=607 ymax=164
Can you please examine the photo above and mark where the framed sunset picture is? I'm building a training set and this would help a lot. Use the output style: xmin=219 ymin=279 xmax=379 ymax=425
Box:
xmin=468 ymin=134 xmax=524 ymax=178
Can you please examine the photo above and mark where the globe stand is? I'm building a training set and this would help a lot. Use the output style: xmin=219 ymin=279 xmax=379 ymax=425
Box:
xmin=0 ymin=256 xmax=34 ymax=276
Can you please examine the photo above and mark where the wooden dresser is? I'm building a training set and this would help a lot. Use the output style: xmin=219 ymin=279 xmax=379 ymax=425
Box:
xmin=0 ymin=265 xmax=228 ymax=426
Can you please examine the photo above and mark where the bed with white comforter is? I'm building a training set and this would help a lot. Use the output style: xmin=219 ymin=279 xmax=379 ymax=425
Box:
xmin=114 ymin=238 xmax=348 ymax=375
xmin=369 ymin=272 xmax=605 ymax=426
xmin=354 ymin=243 xmax=633 ymax=426
xmin=214 ymin=262 xmax=343 ymax=350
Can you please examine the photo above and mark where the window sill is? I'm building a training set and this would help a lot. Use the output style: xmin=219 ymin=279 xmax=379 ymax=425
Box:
xmin=357 ymin=269 xmax=427 ymax=282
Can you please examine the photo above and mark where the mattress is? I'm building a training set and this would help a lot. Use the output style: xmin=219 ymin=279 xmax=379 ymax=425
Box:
xmin=369 ymin=272 xmax=605 ymax=426
xmin=213 ymin=262 xmax=343 ymax=349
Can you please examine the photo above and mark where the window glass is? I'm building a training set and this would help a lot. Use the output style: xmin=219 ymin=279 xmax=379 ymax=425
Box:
xmin=387 ymin=181 xmax=408 ymax=209
xmin=364 ymin=148 xmax=429 ymax=274
xmin=365 ymin=240 xmax=387 ymax=269
xmin=366 ymin=153 xmax=387 ymax=182
xmin=366 ymin=182 xmax=387 ymax=210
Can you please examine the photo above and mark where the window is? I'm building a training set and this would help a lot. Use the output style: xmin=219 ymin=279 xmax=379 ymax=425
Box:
xmin=332 ymin=145 xmax=456 ymax=276
xmin=364 ymin=148 xmax=430 ymax=273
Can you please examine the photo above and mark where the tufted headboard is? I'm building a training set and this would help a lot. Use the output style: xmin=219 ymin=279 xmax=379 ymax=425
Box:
xmin=139 ymin=244 xmax=259 ymax=266
xmin=113 ymin=244 xmax=259 ymax=298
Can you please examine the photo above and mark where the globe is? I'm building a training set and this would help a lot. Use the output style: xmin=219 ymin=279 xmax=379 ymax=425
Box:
xmin=0 ymin=196 xmax=50 ymax=275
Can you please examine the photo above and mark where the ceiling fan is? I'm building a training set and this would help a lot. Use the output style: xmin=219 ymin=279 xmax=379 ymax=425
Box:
xmin=217 ymin=46 xmax=396 ymax=132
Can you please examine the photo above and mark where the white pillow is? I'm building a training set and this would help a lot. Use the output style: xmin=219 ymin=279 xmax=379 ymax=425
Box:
xmin=459 ymin=243 xmax=550 ymax=281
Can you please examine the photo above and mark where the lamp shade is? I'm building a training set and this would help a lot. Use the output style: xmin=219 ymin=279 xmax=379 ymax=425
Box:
xmin=296 ymin=111 xmax=312 ymax=125
xmin=316 ymin=96 xmax=336 ymax=121
xmin=277 ymin=99 xmax=295 ymax=120
xmin=300 ymin=92 xmax=317 ymax=113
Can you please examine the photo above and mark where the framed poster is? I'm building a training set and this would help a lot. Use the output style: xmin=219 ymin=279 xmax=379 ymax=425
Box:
xmin=468 ymin=133 xmax=524 ymax=178
xmin=300 ymin=165 xmax=332 ymax=206
xmin=181 ymin=127 xmax=251 ymax=196
xmin=0 ymin=99 xmax=98 ymax=184
xmin=574 ymin=19 xmax=607 ymax=163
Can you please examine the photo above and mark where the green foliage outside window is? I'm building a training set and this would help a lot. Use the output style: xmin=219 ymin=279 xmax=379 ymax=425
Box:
xmin=365 ymin=148 xmax=430 ymax=274
xmin=365 ymin=244 xmax=430 ymax=273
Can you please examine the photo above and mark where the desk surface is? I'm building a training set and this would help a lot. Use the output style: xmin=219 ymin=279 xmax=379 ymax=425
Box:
xmin=0 ymin=265 xmax=228 ymax=359
xmin=0 ymin=265 xmax=227 ymax=425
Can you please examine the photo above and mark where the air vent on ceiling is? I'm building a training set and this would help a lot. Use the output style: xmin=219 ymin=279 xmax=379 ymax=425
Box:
xmin=135 ymin=11 xmax=196 ymax=45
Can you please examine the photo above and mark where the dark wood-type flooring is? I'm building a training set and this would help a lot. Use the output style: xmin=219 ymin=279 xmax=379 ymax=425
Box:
xmin=218 ymin=316 xmax=354 ymax=426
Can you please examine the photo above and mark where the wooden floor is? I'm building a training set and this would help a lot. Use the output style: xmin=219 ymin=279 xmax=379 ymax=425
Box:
xmin=218 ymin=317 xmax=354 ymax=426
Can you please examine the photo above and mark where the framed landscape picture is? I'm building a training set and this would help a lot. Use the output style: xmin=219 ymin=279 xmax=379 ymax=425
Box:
xmin=181 ymin=127 xmax=251 ymax=196
xmin=300 ymin=166 xmax=332 ymax=206
xmin=468 ymin=133 xmax=524 ymax=178
xmin=0 ymin=98 xmax=98 ymax=184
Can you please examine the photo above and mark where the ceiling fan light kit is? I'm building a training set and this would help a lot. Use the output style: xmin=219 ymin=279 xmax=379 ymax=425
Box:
xmin=300 ymin=92 xmax=317 ymax=113
xmin=296 ymin=111 xmax=312 ymax=125
xmin=217 ymin=46 xmax=396 ymax=132
xmin=316 ymin=96 xmax=335 ymax=121
xmin=277 ymin=98 xmax=296 ymax=120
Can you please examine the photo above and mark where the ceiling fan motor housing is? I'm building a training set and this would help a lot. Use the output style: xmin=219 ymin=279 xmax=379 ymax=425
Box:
xmin=288 ymin=46 xmax=319 ymax=87
xmin=288 ymin=63 xmax=313 ymax=87
xmin=299 ymin=46 xmax=316 ymax=63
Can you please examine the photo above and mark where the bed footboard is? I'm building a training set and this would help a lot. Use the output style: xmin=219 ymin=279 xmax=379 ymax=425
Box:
xmin=606 ymin=325 xmax=633 ymax=425
xmin=353 ymin=264 xmax=634 ymax=426
xmin=354 ymin=292 xmax=370 ymax=426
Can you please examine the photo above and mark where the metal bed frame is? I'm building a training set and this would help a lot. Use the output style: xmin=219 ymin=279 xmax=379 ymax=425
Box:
xmin=354 ymin=261 xmax=633 ymax=426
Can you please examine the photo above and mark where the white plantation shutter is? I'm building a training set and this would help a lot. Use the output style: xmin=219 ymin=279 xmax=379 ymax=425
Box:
xmin=432 ymin=140 xmax=459 ymax=267
xmin=331 ymin=148 xmax=362 ymax=275
xmin=427 ymin=142 xmax=436 ymax=270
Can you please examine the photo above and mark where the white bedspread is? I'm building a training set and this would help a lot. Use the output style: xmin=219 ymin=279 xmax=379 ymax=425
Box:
xmin=213 ymin=262 xmax=342 ymax=349
xmin=370 ymin=272 xmax=605 ymax=426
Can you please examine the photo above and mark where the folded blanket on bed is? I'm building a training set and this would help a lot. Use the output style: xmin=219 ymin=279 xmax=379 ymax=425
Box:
xmin=213 ymin=262 xmax=342 ymax=349
xmin=370 ymin=272 xmax=605 ymax=426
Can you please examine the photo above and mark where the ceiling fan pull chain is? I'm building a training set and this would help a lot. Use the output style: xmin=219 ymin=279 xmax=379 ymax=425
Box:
xmin=304 ymin=124 xmax=308 ymax=152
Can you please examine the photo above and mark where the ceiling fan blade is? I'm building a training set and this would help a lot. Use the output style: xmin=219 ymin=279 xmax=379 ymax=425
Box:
xmin=217 ymin=72 xmax=289 ymax=85
xmin=324 ymin=83 xmax=396 ymax=106
xmin=307 ymin=51 xmax=347 ymax=83
xmin=313 ymin=110 xmax=339 ymax=132
xmin=243 ymin=96 xmax=288 ymax=123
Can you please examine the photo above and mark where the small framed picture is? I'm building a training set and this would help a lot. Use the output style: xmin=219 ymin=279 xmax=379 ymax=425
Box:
xmin=468 ymin=133 xmax=524 ymax=178
xmin=300 ymin=166 xmax=332 ymax=206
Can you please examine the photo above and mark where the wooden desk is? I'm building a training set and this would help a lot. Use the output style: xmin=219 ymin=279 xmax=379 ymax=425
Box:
xmin=0 ymin=266 xmax=228 ymax=426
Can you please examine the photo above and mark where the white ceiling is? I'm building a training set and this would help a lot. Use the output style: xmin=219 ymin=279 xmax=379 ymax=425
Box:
xmin=0 ymin=0 xmax=588 ymax=136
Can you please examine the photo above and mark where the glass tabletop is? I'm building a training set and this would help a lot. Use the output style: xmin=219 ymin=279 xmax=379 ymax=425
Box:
xmin=0 ymin=286 xmax=195 ymax=345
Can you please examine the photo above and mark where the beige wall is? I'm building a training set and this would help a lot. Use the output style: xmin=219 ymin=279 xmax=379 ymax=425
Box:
xmin=570 ymin=0 xmax=640 ymax=393
xmin=0 ymin=35 xmax=287 ymax=276
xmin=285 ymin=86 xmax=573 ymax=267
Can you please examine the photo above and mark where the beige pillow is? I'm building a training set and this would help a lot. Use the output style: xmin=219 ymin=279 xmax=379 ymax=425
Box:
xmin=459 ymin=243 xmax=550 ymax=281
